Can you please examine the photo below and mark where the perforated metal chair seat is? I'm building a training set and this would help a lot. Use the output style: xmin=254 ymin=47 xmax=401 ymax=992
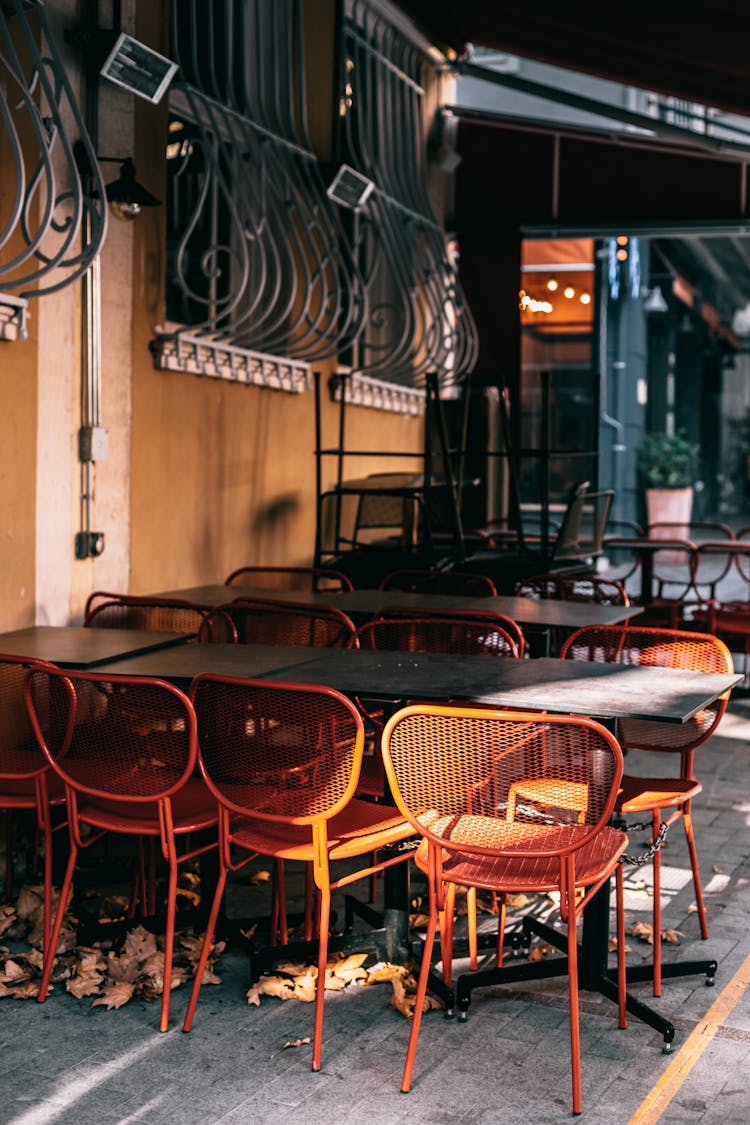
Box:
xmin=413 ymin=824 xmax=626 ymax=893
xmin=617 ymin=774 xmax=702 ymax=815
xmin=230 ymin=798 xmax=413 ymax=861
xmin=73 ymin=780 xmax=218 ymax=835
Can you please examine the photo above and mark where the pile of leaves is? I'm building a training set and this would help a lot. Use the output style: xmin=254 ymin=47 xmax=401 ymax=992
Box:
xmin=247 ymin=952 xmax=442 ymax=1018
xmin=0 ymin=884 xmax=223 ymax=1010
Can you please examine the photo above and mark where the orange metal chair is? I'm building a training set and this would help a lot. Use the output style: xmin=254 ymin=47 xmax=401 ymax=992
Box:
xmin=560 ymin=624 xmax=733 ymax=995
xmin=225 ymin=596 xmax=358 ymax=647
xmin=24 ymin=668 xmax=218 ymax=1031
xmin=224 ymin=565 xmax=353 ymax=592
xmin=378 ymin=568 xmax=498 ymax=597
xmin=182 ymin=675 xmax=415 ymax=1071
xmin=351 ymin=611 xmax=521 ymax=816
xmin=380 ymin=704 xmax=627 ymax=1116
xmin=0 ymin=656 xmax=65 ymax=956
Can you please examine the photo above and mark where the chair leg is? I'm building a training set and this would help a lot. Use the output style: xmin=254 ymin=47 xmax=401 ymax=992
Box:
xmin=402 ymin=905 xmax=439 ymax=1093
xmin=616 ymin=863 xmax=627 ymax=1029
xmin=495 ymin=892 xmax=507 ymax=967
xmin=651 ymin=809 xmax=662 ymax=998
xmin=566 ymin=905 xmax=582 ymax=1115
xmin=439 ymin=882 xmax=456 ymax=987
xmin=467 ymin=886 xmax=478 ymax=970
xmin=311 ymin=887 xmax=331 ymax=1072
xmin=183 ymin=865 xmax=228 ymax=1032
xmin=682 ymin=804 xmax=708 ymax=940
xmin=159 ymin=855 xmax=181 ymax=1032
xmin=38 ymin=843 xmax=77 ymax=1003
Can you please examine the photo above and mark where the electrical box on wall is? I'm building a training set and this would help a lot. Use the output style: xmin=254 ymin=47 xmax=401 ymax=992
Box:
xmin=79 ymin=425 xmax=109 ymax=462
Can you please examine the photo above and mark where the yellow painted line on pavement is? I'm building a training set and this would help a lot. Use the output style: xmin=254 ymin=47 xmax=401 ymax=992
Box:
xmin=628 ymin=953 xmax=750 ymax=1125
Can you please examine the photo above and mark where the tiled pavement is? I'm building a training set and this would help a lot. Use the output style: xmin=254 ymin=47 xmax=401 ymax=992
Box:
xmin=2 ymin=701 xmax=750 ymax=1123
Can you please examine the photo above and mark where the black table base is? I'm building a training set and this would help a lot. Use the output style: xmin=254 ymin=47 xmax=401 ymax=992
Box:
xmin=423 ymin=883 xmax=718 ymax=1052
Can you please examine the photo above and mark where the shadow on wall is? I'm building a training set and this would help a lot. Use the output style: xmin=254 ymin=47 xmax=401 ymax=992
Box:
xmin=251 ymin=493 xmax=301 ymax=561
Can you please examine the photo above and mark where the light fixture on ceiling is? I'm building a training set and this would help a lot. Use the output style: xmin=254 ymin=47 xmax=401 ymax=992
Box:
xmin=104 ymin=158 xmax=161 ymax=221
xmin=326 ymin=164 xmax=375 ymax=210
xmin=546 ymin=278 xmax=558 ymax=292
xmin=100 ymin=33 xmax=178 ymax=104
xmin=643 ymin=285 xmax=669 ymax=314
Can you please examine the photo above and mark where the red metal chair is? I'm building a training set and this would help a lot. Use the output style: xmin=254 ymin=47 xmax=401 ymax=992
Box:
xmin=84 ymin=594 xmax=224 ymax=638
xmin=182 ymin=675 xmax=415 ymax=1071
xmin=560 ymin=624 xmax=733 ymax=995
xmin=24 ymin=668 xmax=218 ymax=1031
xmin=0 ymin=656 xmax=65 ymax=956
xmin=372 ymin=604 xmax=525 ymax=657
xmin=380 ymin=703 xmax=627 ymax=1116
xmin=515 ymin=572 xmax=629 ymax=607
xmin=225 ymin=597 xmax=358 ymax=647
xmin=378 ymin=568 xmax=497 ymax=596
xmin=224 ymin=565 xmax=353 ymax=592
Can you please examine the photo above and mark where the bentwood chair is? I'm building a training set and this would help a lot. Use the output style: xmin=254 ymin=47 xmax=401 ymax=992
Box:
xmin=381 ymin=704 xmax=627 ymax=1116
xmin=0 ymin=656 xmax=65 ymax=956
xmin=24 ymin=668 xmax=218 ymax=1031
xmin=224 ymin=565 xmax=353 ymax=592
xmin=378 ymin=568 xmax=498 ymax=597
xmin=223 ymin=597 xmax=358 ymax=648
xmin=560 ymin=625 xmax=733 ymax=995
xmin=182 ymin=675 xmax=415 ymax=1072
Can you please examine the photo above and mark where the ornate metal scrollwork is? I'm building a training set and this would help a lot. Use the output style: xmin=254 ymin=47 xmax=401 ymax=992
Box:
xmin=0 ymin=1 xmax=107 ymax=309
xmin=158 ymin=0 xmax=366 ymax=382
xmin=338 ymin=0 xmax=478 ymax=391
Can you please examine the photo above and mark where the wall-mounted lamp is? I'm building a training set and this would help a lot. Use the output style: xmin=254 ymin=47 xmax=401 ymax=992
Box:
xmin=104 ymin=158 xmax=161 ymax=220
xmin=643 ymin=285 xmax=669 ymax=314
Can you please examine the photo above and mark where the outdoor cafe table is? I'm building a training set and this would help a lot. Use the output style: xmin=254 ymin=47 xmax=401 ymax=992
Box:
xmin=145 ymin=583 xmax=643 ymax=655
xmin=0 ymin=625 xmax=192 ymax=668
xmin=97 ymin=642 xmax=740 ymax=1046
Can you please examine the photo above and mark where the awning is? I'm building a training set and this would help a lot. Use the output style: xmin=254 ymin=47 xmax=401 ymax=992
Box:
xmin=399 ymin=1 xmax=750 ymax=119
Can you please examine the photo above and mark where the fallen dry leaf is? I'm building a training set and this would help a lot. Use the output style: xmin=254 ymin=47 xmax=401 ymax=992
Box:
xmin=92 ymin=981 xmax=135 ymax=1010
xmin=248 ymin=870 xmax=272 ymax=886
xmin=0 ymin=959 xmax=30 ymax=985
xmin=712 ymin=864 xmax=724 ymax=874
xmin=281 ymin=1037 xmax=310 ymax=1050
xmin=661 ymin=928 xmax=684 ymax=945
xmin=609 ymin=937 xmax=632 ymax=953
xmin=626 ymin=922 xmax=654 ymax=945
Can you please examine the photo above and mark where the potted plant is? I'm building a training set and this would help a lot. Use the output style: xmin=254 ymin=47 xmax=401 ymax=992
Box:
xmin=637 ymin=430 xmax=698 ymax=534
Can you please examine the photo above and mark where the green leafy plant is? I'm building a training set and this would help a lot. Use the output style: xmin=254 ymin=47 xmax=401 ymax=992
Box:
xmin=637 ymin=431 xmax=698 ymax=489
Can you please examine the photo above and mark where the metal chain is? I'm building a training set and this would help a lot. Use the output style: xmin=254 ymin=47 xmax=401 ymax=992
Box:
xmin=619 ymin=820 xmax=670 ymax=867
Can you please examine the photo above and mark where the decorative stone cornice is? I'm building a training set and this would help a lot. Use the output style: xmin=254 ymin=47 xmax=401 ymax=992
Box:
xmin=150 ymin=332 xmax=311 ymax=393
xmin=0 ymin=295 xmax=28 ymax=342
xmin=329 ymin=371 xmax=425 ymax=415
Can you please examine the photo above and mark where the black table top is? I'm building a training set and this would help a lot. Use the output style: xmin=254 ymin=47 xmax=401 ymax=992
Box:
xmin=0 ymin=626 xmax=191 ymax=669
xmin=94 ymin=643 xmax=741 ymax=724
xmin=251 ymin=649 xmax=740 ymax=724
xmin=145 ymin=584 xmax=642 ymax=630
xmin=95 ymin=643 xmax=327 ymax=682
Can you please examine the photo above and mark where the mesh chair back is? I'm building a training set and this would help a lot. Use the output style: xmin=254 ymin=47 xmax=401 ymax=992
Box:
xmin=379 ymin=569 xmax=497 ymax=597
xmin=515 ymin=573 xmax=629 ymax=606
xmin=226 ymin=597 xmax=357 ymax=647
xmin=381 ymin=704 xmax=623 ymax=855
xmin=224 ymin=565 xmax=353 ymax=592
xmin=560 ymin=625 xmax=733 ymax=754
xmin=84 ymin=595 xmax=209 ymax=636
xmin=0 ymin=658 xmax=58 ymax=782
xmin=370 ymin=605 xmax=525 ymax=656
xmin=354 ymin=614 xmax=519 ymax=658
xmin=25 ymin=669 xmax=199 ymax=802
xmin=190 ymin=675 xmax=364 ymax=823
